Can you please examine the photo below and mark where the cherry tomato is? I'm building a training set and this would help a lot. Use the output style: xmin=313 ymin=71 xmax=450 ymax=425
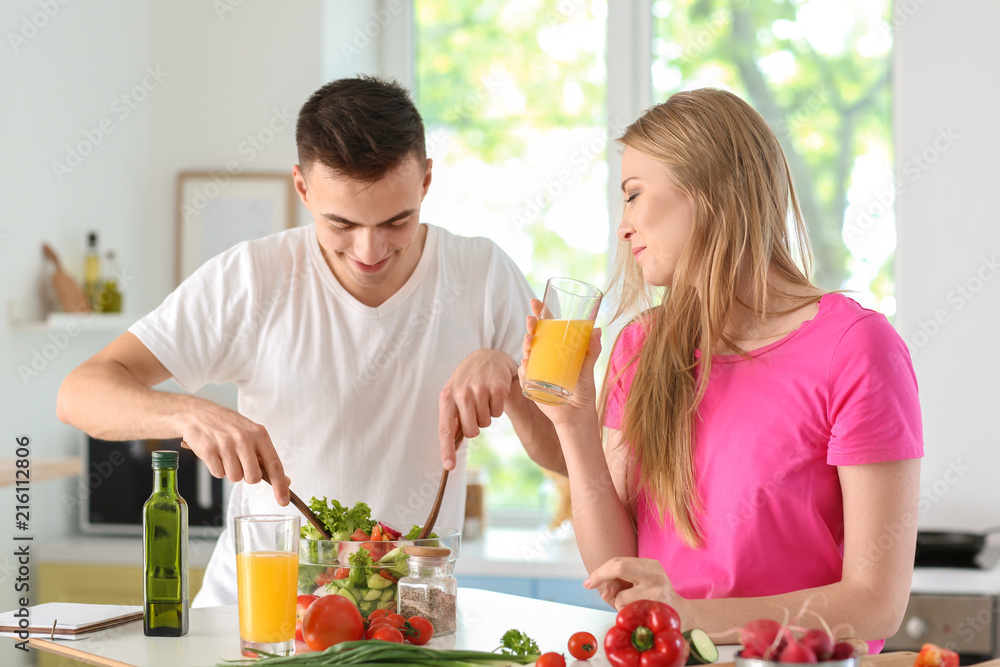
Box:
xmin=536 ymin=652 xmax=567 ymax=667
xmin=301 ymin=594 xmax=364 ymax=651
xmin=370 ymin=625 xmax=405 ymax=643
xmin=365 ymin=621 xmax=396 ymax=640
xmin=368 ymin=609 xmax=391 ymax=621
xmin=404 ymin=615 xmax=434 ymax=645
xmin=385 ymin=613 xmax=406 ymax=629
xmin=294 ymin=594 xmax=319 ymax=642
xmin=568 ymin=631 xmax=598 ymax=660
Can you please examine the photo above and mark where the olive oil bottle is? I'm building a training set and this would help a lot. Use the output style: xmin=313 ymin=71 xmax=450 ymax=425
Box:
xmin=143 ymin=450 xmax=189 ymax=636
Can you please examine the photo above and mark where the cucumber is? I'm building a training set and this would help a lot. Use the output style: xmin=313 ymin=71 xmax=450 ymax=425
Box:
xmin=376 ymin=599 xmax=395 ymax=610
xmin=366 ymin=573 xmax=394 ymax=590
xmin=359 ymin=600 xmax=375 ymax=612
xmin=685 ymin=629 xmax=719 ymax=664
xmin=350 ymin=587 xmax=363 ymax=601
xmin=379 ymin=547 xmax=404 ymax=563
xmin=362 ymin=587 xmax=383 ymax=601
xmin=335 ymin=588 xmax=356 ymax=605
xmin=379 ymin=588 xmax=395 ymax=602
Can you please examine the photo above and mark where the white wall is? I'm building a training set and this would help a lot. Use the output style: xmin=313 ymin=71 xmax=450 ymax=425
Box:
xmin=894 ymin=1 xmax=1000 ymax=530
xmin=0 ymin=2 xmax=340 ymax=660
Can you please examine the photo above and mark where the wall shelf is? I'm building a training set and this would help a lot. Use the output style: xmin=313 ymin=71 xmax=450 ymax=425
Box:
xmin=7 ymin=312 xmax=131 ymax=333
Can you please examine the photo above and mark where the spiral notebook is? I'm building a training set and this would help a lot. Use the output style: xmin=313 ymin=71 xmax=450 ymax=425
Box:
xmin=0 ymin=602 xmax=142 ymax=640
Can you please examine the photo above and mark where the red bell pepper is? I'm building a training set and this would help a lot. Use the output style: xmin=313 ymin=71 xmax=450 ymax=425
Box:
xmin=604 ymin=600 xmax=689 ymax=667
xmin=914 ymin=643 xmax=959 ymax=667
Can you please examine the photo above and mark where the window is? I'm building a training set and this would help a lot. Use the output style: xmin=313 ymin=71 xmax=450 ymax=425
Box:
xmin=651 ymin=0 xmax=895 ymax=312
xmin=407 ymin=0 xmax=894 ymax=523
xmin=414 ymin=0 xmax=610 ymax=521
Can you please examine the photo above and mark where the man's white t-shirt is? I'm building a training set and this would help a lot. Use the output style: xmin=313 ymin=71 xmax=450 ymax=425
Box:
xmin=129 ymin=224 xmax=534 ymax=606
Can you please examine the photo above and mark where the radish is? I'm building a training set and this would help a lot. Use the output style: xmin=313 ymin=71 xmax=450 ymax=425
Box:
xmin=378 ymin=521 xmax=402 ymax=539
xmin=740 ymin=619 xmax=789 ymax=659
xmin=800 ymin=629 xmax=834 ymax=660
xmin=778 ymin=641 xmax=818 ymax=663
xmin=831 ymin=642 xmax=857 ymax=660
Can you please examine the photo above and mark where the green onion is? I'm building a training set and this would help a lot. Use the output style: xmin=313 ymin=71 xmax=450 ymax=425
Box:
xmin=218 ymin=640 xmax=538 ymax=666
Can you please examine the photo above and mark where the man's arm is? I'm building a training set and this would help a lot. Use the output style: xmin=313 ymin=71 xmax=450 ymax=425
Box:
xmin=437 ymin=349 xmax=566 ymax=475
xmin=57 ymin=331 xmax=290 ymax=505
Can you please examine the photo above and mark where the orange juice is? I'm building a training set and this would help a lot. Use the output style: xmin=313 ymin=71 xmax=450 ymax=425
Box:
xmin=236 ymin=551 xmax=298 ymax=643
xmin=524 ymin=319 xmax=594 ymax=404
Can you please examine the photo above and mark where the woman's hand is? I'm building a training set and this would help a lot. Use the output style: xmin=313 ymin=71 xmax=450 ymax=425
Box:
xmin=585 ymin=557 xmax=687 ymax=616
xmin=518 ymin=298 xmax=602 ymax=428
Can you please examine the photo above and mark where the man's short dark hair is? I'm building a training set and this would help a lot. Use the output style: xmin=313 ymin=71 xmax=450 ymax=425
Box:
xmin=296 ymin=76 xmax=426 ymax=182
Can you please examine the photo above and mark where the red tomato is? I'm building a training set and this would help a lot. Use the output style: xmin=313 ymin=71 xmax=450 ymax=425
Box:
xmin=568 ymin=631 xmax=598 ymax=660
xmin=294 ymin=594 xmax=319 ymax=642
xmin=385 ymin=613 xmax=406 ymax=629
xmin=537 ymin=652 xmax=567 ymax=667
xmin=370 ymin=625 xmax=405 ymax=643
xmin=334 ymin=567 xmax=350 ymax=580
xmin=368 ymin=608 xmax=391 ymax=621
xmin=915 ymin=643 xmax=959 ymax=667
xmin=404 ymin=615 xmax=434 ymax=645
xmin=301 ymin=594 xmax=364 ymax=651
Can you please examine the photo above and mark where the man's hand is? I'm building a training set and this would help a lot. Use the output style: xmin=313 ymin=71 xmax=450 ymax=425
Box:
xmin=177 ymin=401 xmax=291 ymax=507
xmin=438 ymin=349 xmax=518 ymax=470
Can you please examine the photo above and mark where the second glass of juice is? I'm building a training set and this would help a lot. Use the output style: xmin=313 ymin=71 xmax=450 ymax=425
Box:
xmin=234 ymin=514 xmax=300 ymax=658
xmin=523 ymin=277 xmax=603 ymax=406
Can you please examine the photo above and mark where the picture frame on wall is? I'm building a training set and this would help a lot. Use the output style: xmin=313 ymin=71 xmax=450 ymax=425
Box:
xmin=175 ymin=171 xmax=297 ymax=284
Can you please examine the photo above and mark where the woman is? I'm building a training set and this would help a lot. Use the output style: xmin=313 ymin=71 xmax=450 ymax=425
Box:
xmin=521 ymin=88 xmax=921 ymax=650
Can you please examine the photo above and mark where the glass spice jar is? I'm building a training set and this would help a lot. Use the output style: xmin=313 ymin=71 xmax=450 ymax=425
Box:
xmin=396 ymin=546 xmax=457 ymax=636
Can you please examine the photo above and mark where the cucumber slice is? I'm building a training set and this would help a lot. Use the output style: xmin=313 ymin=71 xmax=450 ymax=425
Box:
xmin=366 ymin=573 xmax=394 ymax=590
xmin=379 ymin=547 xmax=403 ymax=563
xmin=335 ymin=588 xmax=357 ymax=606
xmin=350 ymin=587 xmax=362 ymax=601
xmin=379 ymin=588 xmax=395 ymax=602
xmin=362 ymin=587 xmax=382 ymax=601
xmin=684 ymin=629 xmax=719 ymax=664
xmin=359 ymin=600 xmax=375 ymax=612
xmin=376 ymin=600 xmax=396 ymax=610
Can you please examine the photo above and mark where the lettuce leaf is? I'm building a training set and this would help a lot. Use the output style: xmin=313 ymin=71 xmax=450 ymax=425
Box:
xmin=302 ymin=497 xmax=376 ymax=541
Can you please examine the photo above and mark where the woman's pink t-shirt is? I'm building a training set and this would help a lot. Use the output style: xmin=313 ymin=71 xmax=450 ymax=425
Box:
xmin=605 ymin=294 xmax=922 ymax=650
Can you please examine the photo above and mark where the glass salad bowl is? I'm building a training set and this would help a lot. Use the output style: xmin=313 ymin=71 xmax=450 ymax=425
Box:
xmin=298 ymin=526 xmax=461 ymax=614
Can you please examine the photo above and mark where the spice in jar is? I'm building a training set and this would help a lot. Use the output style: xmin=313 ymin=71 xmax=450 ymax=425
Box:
xmin=397 ymin=545 xmax=457 ymax=636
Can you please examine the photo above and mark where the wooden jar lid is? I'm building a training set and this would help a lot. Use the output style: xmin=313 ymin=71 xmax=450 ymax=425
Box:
xmin=403 ymin=545 xmax=451 ymax=558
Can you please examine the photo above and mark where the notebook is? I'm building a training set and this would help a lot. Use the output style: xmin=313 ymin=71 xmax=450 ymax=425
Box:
xmin=0 ymin=602 xmax=142 ymax=641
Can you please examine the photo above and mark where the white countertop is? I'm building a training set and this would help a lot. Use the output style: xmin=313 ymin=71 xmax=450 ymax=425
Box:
xmin=22 ymin=587 xmax=641 ymax=667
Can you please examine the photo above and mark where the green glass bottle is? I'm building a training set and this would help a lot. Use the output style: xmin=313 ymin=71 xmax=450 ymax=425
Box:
xmin=143 ymin=450 xmax=189 ymax=636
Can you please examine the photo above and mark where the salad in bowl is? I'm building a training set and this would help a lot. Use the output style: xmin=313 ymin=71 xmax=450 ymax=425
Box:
xmin=298 ymin=497 xmax=460 ymax=615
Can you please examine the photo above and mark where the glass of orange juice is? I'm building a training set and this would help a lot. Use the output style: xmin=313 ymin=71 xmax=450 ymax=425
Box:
xmin=523 ymin=277 xmax=603 ymax=406
xmin=234 ymin=515 xmax=300 ymax=657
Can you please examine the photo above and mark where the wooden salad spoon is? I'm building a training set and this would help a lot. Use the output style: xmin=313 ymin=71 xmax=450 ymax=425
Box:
xmin=417 ymin=429 xmax=464 ymax=540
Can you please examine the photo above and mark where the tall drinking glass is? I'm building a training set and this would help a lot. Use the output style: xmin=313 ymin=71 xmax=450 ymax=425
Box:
xmin=234 ymin=515 xmax=300 ymax=657
xmin=523 ymin=278 xmax=603 ymax=406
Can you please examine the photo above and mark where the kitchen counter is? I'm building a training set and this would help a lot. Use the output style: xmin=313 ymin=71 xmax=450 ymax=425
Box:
xmin=23 ymin=587 xmax=631 ymax=667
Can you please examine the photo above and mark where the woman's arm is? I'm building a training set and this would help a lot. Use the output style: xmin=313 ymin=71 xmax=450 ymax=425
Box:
xmin=588 ymin=458 xmax=920 ymax=640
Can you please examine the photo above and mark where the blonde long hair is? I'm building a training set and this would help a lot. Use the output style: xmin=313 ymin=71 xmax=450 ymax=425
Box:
xmin=600 ymin=88 xmax=818 ymax=547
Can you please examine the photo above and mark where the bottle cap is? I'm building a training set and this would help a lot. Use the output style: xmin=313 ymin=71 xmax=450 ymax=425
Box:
xmin=88 ymin=232 xmax=98 ymax=247
xmin=151 ymin=450 xmax=179 ymax=469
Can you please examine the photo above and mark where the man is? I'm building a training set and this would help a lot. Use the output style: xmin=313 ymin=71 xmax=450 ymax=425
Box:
xmin=57 ymin=76 xmax=561 ymax=606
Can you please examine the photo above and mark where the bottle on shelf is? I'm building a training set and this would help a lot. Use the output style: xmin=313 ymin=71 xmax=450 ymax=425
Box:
xmin=143 ymin=450 xmax=189 ymax=637
xmin=83 ymin=232 xmax=101 ymax=311
xmin=97 ymin=250 xmax=123 ymax=313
